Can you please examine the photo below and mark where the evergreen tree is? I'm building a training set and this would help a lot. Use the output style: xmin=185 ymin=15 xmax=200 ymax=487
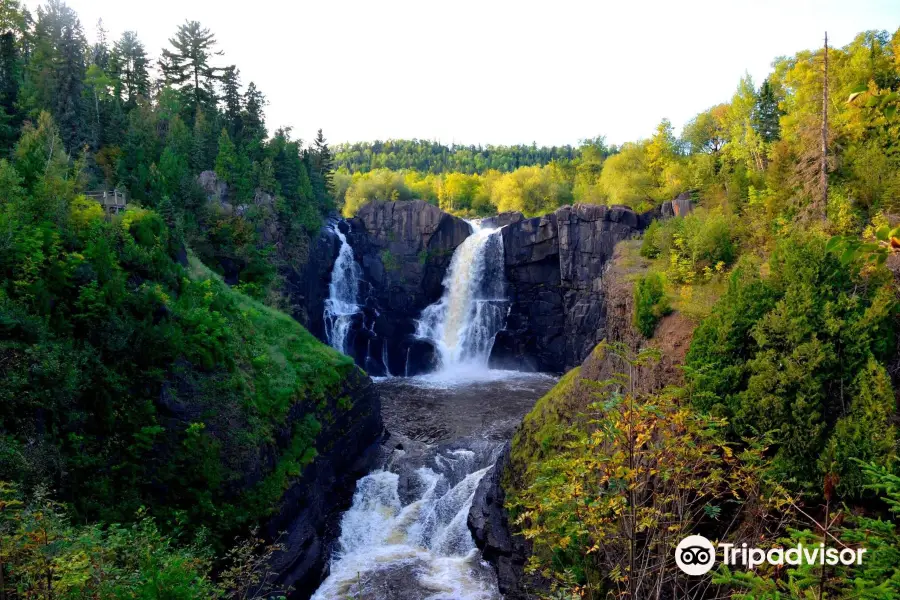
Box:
xmin=91 ymin=18 xmax=110 ymax=69
xmin=240 ymin=81 xmax=266 ymax=153
xmin=112 ymin=31 xmax=150 ymax=106
xmin=160 ymin=20 xmax=223 ymax=117
xmin=54 ymin=17 xmax=87 ymax=151
xmin=21 ymin=0 xmax=87 ymax=152
xmin=0 ymin=30 xmax=22 ymax=153
xmin=221 ymin=65 xmax=242 ymax=140
xmin=190 ymin=109 xmax=216 ymax=172
xmin=313 ymin=128 xmax=334 ymax=188
xmin=753 ymin=77 xmax=782 ymax=143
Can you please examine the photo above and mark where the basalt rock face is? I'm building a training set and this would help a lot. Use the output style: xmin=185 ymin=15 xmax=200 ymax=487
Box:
xmin=343 ymin=200 xmax=471 ymax=376
xmin=284 ymin=223 xmax=341 ymax=340
xmin=482 ymin=211 xmax=526 ymax=229
xmin=266 ymin=368 xmax=385 ymax=598
xmin=468 ymin=443 xmax=531 ymax=599
xmin=490 ymin=204 xmax=646 ymax=372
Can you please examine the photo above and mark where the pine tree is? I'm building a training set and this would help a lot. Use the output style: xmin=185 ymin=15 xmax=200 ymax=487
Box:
xmin=313 ymin=128 xmax=334 ymax=187
xmin=21 ymin=0 xmax=87 ymax=152
xmin=214 ymin=128 xmax=237 ymax=181
xmin=240 ymin=81 xmax=266 ymax=149
xmin=112 ymin=31 xmax=150 ymax=106
xmin=92 ymin=18 xmax=109 ymax=70
xmin=54 ymin=17 xmax=87 ymax=151
xmin=0 ymin=30 xmax=22 ymax=153
xmin=160 ymin=20 xmax=223 ymax=117
xmin=753 ymin=77 xmax=782 ymax=143
xmin=191 ymin=109 xmax=216 ymax=172
xmin=221 ymin=65 xmax=242 ymax=140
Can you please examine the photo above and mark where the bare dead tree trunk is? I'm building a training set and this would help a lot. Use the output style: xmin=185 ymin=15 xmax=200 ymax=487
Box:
xmin=821 ymin=32 xmax=829 ymax=219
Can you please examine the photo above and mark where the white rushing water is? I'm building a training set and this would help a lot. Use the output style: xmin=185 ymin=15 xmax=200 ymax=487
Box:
xmin=312 ymin=445 xmax=500 ymax=600
xmin=324 ymin=223 xmax=362 ymax=354
xmin=416 ymin=221 xmax=507 ymax=373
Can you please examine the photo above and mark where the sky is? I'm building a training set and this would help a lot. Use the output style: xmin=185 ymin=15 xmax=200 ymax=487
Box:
xmin=23 ymin=0 xmax=900 ymax=147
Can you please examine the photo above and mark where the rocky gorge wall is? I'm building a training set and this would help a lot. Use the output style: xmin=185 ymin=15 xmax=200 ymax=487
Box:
xmin=316 ymin=196 xmax=693 ymax=375
xmin=342 ymin=200 xmax=472 ymax=375
xmin=489 ymin=204 xmax=648 ymax=372
xmin=194 ymin=173 xmax=385 ymax=596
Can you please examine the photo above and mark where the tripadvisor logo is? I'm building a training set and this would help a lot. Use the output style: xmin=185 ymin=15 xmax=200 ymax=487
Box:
xmin=675 ymin=535 xmax=867 ymax=576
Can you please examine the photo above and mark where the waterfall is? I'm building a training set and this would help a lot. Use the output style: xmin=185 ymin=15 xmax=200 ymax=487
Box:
xmin=382 ymin=342 xmax=392 ymax=377
xmin=323 ymin=223 xmax=361 ymax=355
xmin=416 ymin=221 xmax=507 ymax=372
xmin=311 ymin=443 xmax=501 ymax=600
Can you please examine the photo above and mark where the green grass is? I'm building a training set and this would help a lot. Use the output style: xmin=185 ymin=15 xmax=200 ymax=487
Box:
xmin=506 ymin=367 xmax=582 ymax=494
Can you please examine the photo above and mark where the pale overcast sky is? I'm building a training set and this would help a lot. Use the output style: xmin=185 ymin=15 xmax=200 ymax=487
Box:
xmin=22 ymin=0 xmax=900 ymax=147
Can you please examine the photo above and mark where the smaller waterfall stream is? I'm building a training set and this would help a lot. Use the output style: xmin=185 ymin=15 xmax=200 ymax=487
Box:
xmin=416 ymin=222 xmax=507 ymax=373
xmin=324 ymin=223 xmax=362 ymax=354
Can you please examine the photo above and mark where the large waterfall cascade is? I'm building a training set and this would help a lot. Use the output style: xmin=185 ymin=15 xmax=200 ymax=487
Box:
xmin=323 ymin=223 xmax=362 ymax=354
xmin=311 ymin=443 xmax=501 ymax=600
xmin=416 ymin=221 xmax=508 ymax=373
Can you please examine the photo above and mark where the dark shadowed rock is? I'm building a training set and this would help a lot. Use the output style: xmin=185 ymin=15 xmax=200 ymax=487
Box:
xmin=491 ymin=204 xmax=643 ymax=372
xmin=482 ymin=211 xmax=525 ymax=229
xmin=283 ymin=222 xmax=341 ymax=339
xmin=340 ymin=200 xmax=471 ymax=370
xmin=468 ymin=444 xmax=531 ymax=599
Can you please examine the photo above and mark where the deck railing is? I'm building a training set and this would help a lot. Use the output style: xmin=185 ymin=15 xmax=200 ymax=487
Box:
xmin=85 ymin=189 xmax=128 ymax=214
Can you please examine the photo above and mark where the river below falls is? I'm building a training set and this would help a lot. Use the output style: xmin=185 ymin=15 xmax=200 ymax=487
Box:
xmin=310 ymin=370 xmax=557 ymax=600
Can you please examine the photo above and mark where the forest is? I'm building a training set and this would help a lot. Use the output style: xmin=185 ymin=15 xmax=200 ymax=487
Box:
xmin=500 ymin=27 xmax=900 ymax=600
xmin=0 ymin=0 xmax=344 ymax=596
xmin=0 ymin=0 xmax=899 ymax=597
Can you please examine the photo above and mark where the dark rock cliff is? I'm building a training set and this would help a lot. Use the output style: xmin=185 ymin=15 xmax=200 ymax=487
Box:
xmin=285 ymin=223 xmax=341 ymax=340
xmin=343 ymin=200 xmax=471 ymax=375
xmin=490 ymin=204 xmax=646 ymax=372
xmin=467 ymin=444 xmax=528 ymax=598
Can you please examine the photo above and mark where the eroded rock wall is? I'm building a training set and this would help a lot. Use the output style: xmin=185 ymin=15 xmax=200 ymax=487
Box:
xmin=343 ymin=200 xmax=471 ymax=375
xmin=491 ymin=204 xmax=648 ymax=372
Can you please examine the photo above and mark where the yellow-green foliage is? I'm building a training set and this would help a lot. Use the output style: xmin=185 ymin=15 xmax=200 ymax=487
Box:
xmin=508 ymin=347 xmax=788 ymax=599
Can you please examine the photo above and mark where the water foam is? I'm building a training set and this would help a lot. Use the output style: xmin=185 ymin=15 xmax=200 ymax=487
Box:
xmin=323 ymin=222 xmax=361 ymax=354
xmin=312 ymin=450 xmax=499 ymax=600
xmin=416 ymin=221 xmax=507 ymax=375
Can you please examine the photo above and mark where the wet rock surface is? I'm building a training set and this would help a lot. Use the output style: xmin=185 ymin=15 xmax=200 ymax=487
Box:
xmin=343 ymin=200 xmax=472 ymax=375
xmin=491 ymin=203 xmax=646 ymax=372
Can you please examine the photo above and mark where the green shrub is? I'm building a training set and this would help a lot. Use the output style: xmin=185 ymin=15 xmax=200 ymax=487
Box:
xmin=640 ymin=220 xmax=662 ymax=258
xmin=633 ymin=272 xmax=672 ymax=337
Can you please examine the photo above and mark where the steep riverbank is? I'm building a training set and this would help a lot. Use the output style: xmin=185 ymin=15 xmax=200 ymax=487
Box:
xmin=468 ymin=241 xmax=697 ymax=598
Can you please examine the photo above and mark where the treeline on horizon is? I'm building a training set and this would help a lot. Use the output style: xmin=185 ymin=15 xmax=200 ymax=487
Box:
xmin=336 ymin=29 xmax=900 ymax=221
xmin=333 ymin=138 xmax=598 ymax=175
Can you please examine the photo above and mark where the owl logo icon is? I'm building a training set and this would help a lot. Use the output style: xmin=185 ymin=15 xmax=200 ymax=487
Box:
xmin=675 ymin=535 xmax=716 ymax=575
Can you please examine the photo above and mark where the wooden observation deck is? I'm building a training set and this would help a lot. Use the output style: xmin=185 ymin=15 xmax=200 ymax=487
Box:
xmin=85 ymin=189 xmax=128 ymax=215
